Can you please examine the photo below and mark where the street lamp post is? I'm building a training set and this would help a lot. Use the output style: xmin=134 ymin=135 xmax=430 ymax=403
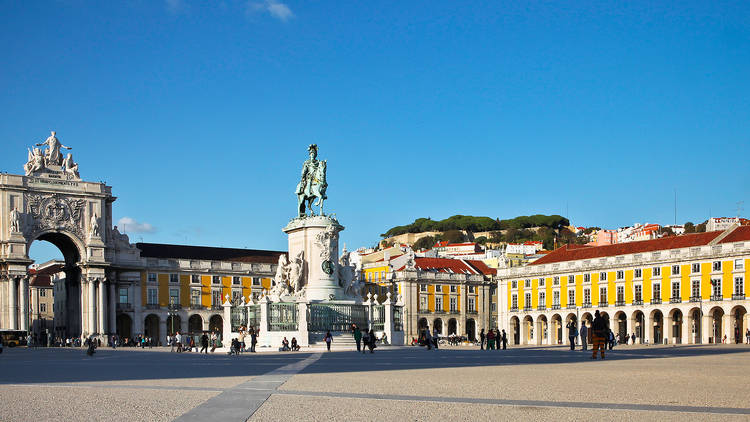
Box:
xmin=168 ymin=298 xmax=178 ymax=336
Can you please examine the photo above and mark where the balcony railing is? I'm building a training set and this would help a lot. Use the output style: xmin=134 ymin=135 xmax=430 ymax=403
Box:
xmin=733 ymin=294 xmax=746 ymax=300
xmin=581 ymin=302 xmax=592 ymax=309
xmin=467 ymin=309 xmax=478 ymax=314
xmin=710 ymin=295 xmax=723 ymax=302
xmin=551 ymin=304 xmax=561 ymax=310
xmin=567 ymin=304 xmax=577 ymax=309
xmin=187 ymin=304 xmax=206 ymax=310
xmin=651 ymin=298 xmax=662 ymax=305
xmin=145 ymin=304 xmax=160 ymax=309
xmin=598 ymin=301 xmax=609 ymax=307
xmin=615 ymin=300 xmax=626 ymax=306
xmin=211 ymin=305 xmax=224 ymax=310
xmin=510 ymin=307 xmax=518 ymax=312
xmin=537 ymin=305 xmax=546 ymax=311
xmin=690 ymin=296 xmax=701 ymax=303
xmin=523 ymin=306 xmax=532 ymax=312
xmin=632 ymin=299 xmax=643 ymax=306
xmin=116 ymin=303 xmax=133 ymax=311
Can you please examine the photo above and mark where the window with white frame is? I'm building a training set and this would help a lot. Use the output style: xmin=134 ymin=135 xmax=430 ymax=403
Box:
xmin=450 ymin=297 xmax=457 ymax=311
xmin=212 ymin=275 xmax=221 ymax=285
xmin=553 ymin=290 xmax=560 ymax=305
xmin=539 ymin=291 xmax=546 ymax=307
xmin=524 ymin=279 xmax=531 ymax=288
xmin=691 ymin=280 xmax=700 ymax=298
xmin=420 ymin=284 xmax=427 ymax=292
xmin=711 ymin=279 xmax=721 ymax=297
xmin=450 ymin=285 xmax=457 ymax=293
xmin=634 ymin=285 xmax=642 ymax=302
xmin=169 ymin=273 xmax=179 ymax=284
xmin=672 ymin=265 xmax=680 ymax=275
xmin=583 ymin=288 xmax=591 ymax=304
xmin=735 ymin=259 xmax=744 ymax=270
xmin=584 ymin=273 xmax=591 ymax=283
xmin=692 ymin=263 xmax=701 ymax=273
xmin=468 ymin=297 xmax=476 ymax=312
xmin=147 ymin=288 xmax=158 ymax=305
xmin=435 ymin=295 xmax=443 ymax=311
xmin=252 ymin=277 xmax=261 ymax=286
xmin=553 ymin=276 xmax=560 ymax=285
xmin=599 ymin=272 xmax=607 ymax=281
xmin=671 ymin=281 xmax=680 ymax=299
xmin=524 ymin=293 xmax=531 ymax=308
xmin=147 ymin=273 xmax=157 ymax=283
xmin=636 ymin=268 xmax=644 ymax=278
xmin=118 ymin=287 xmax=128 ymax=304
xmin=511 ymin=294 xmax=518 ymax=309
xmin=468 ymin=286 xmax=476 ymax=293
xmin=232 ymin=289 xmax=241 ymax=302
xmin=652 ymin=283 xmax=661 ymax=301
xmin=233 ymin=276 xmax=241 ymax=285
xmin=600 ymin=287 xmax=607 ymax=304
xmin=568 ymin=289 xmax=575 ymax=305
xmin=40 ymin=303 xmax=47 ymax=313
xmin=616 ymin=285 xmax=624 ymax=303
xmin=191 ymin=274 xmax=201 ymax=284
xmin=713 ymin=261 xmax=722 ymax=272
xmin=616 ymin=270 xmax=624 ymax=280
xmin=169 ymin=288 xmax=179 ymax=305
xmin=419 ymin=295 xmax=428 ymax=310
xmin=40 ymin=289 xmax=46 ymax=297
xmin=735 ymin=277 xmax=744 ymax=296
xmin=568 ymin=275 xmax=575 ymax=284
xmin=191 ymin=288 xmax=201 ymax=306
xmin=212 ymin=289 xmax=222 ymax=306
xmin=511 ymin=280 xmax=518 ymax=289
xmin=539 ymin=278 xmax=545 ymax=287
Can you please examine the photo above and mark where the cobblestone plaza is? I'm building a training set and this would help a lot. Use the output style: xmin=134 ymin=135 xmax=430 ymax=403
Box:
xmin=1 ymin=344 xmax=749 ymax=421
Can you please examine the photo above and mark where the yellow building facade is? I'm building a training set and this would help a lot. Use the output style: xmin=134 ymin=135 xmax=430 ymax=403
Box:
xmin=498 ymin=226 xmax=750 ymax=346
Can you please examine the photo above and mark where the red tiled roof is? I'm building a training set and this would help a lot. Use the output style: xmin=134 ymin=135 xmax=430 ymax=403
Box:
xmin=529 ymin=230 xmax=729 ymax=266
xmin=402 ymin=257 xmax=495 ymax=276
xmin=30 ymin=274 xmax=52 ymax=288
xmin=718 ymin=225 xmax=750 ymax=244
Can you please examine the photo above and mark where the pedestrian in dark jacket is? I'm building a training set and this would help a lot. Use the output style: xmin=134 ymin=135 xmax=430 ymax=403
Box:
xmin=501 ymin=330 xmax=507 ymax=350
xmin=591 ymin=310 xmax=608 ymax=360
xmin=353 ymin=325 xmax=362 ymax=352
xmin=479 ymin=328 xmax=485 ymax=350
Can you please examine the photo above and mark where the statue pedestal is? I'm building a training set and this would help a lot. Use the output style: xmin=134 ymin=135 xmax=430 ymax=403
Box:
xmin=283 ymin=215 xmax=345 ymax=302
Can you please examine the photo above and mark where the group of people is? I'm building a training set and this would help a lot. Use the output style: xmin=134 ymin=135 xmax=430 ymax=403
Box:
xmin=280 ymin=336 xmax=301 ymax=352
xmin=479 ymin=328 xmax=509 ymax=350
xmin=351 ymin=325 xmax=378 ymax=353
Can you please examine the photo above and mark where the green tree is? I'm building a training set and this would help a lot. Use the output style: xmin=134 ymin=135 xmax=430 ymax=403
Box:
xmin=412 ymin=236 xmax=436 ymax=251
xmin=684 ymin=222 xmax=695 ymax=233
xmin=475 ymin=236 xmax=488 ymax=245
xmin=442 ymin=230 xmax=466 ymax=243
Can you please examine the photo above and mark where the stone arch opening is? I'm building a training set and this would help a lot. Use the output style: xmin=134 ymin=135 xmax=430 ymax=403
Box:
xmin=447 ymin=318 xmax=457 ymax=336
xmin=116 ymin=313 xmax=132 ymax=339
xmin=687 ymin=307 xmax=702 ymax=344
xmin=581 ymin=312 xmax=593 ymax=344
xmin=650 ymin=309 xmax=664 ymax=344
xmin=709 ymin=306 xmax=724 ymax=343
xmin=614 ymin=311 xmax=627 ymax=343
xmin=144 ymin=314 xmax=160 ymax=344
xmin=27 ymin=231 xmax=85 ymax=339
xmin=632 ymin=310 xmax=645 ymax=344
xmin=188 ymin=314 xmax=203 ymax=334
xmin=510 ymin=316 xmax=520 ymax=345
xmin=550 ymin=314 xmax=562 ymax=345
xmin=166 ymin=315 xmax=182 ymax=336
xmin=466 ymin=318 xmax=476 ymax=342
xmin=433 ymin=318 xmax=443 ymax=337
xmin=537 ymin=315 xmax=548 ymax=345
xmin=730 ymin=305 xmax=747 ymax=344
xmin=669 ymin=308 xmax=683 ymax=344
xmin=522 ymin=315 xmax=534 ymax=345
xmin=209 ymin=314 xmax=223 ymax=334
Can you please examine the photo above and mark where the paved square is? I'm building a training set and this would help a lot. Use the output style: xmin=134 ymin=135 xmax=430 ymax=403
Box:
xmin=1 ymin=344 xmax=749 ymax=421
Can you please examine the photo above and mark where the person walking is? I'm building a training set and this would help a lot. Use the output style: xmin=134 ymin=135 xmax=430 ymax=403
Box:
xmin=746 ymin=329 xmax=750 ymax=344
xmin=608 ymin=329 xmax=615 ymax=350
xmin=168 ymin=334 xmax=175 ymax=352
xmin=367 ymin=329 xmax=376 ymax=353
xmin=324 ymin=330 xmax=333 ymax=351
xmin=424 ymin=329 xmax=433 ymax=351
xmin=580 ymin=323 xmax=588 ymax=351
xmin=501 ymin=329 xmax=507 ymax=350
xmin=200 ymin=333 xmax=209 ymax=354
xmin=591 ymin=310 xmax=607 ymax=360
xmin=353 ymin=325 xmax=362 ymax=352
xmin=487 ymin=329 xmax=496 ymax=350
xmin=250 ymin=329 xmax=257 ymax=353
xmin=479 ymin=328 xmax=486 ymax=350
xmin=175 ymin=331 xmax=183 ymax=353
xmin=631 ymin=333 xmax=636 ymax=345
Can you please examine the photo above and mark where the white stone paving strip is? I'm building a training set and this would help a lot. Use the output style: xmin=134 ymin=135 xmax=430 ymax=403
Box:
xmin=174 ymin=353 xmax=322 ymax=422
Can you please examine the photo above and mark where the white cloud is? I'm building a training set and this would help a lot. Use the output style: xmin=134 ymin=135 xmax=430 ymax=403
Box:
xmin=117 ymin=217 xmax=157 ymax=234
xmin=248 ymin=0 xmax=294 ymax=22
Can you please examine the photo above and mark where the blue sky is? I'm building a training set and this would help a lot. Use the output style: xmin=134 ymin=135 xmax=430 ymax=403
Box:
xmin=1 ymin=1 xmax=748 ymax=263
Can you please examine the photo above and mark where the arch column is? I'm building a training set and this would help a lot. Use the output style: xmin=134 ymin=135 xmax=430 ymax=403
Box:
xmin=664 ymin=314 xmax=672 ymax=344
xmin=19 ymin=276 xmax=28 ymax=331
xmin=645 ymin=313 xmax=652 ymax=344
xmin=701 ymin=313 xmax=711 ymax=344
xmin=8 ymin=276 xmax=18 ymax=329
xmin=108 ymin=279 xmax=116 ymax=334
xmin=159 ymin=318 xmax=167 ymax=345
xmin=87 ymin=278 xmax=96 ymax=336
xmin=723 ymin=313 xmax=732 ymax=343
xmin=97 ymin=279 xmax=106 ymax=335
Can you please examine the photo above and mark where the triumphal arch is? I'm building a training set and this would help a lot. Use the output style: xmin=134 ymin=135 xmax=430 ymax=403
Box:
xmin=0 ymin=132 xmax=123 ymax=338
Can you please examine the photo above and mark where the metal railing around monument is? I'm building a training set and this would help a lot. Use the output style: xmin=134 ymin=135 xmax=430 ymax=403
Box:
xmin=308 ymin=303 xmax=368 ymax=332
xmin=372 ymin=305 xmax=385 ymax=331
xmin=231 ymin=303 xmax=246 ymax=331
xmin=247 ymin=305 xmax=260 ymax=332
xmin=268 ymin=303 xmax=298 ymax=331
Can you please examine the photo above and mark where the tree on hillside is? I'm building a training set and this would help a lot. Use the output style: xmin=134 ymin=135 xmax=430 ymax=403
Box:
xmin=412 ymin=236 xmax=436 ymax=251
xmin=695 ymin=222 xmax=707 ymax=232
xmin=442 ymin=230 xmax=466 ymax=244
xmin=475 ymin=236 xmax=488 ymax=245
xmin=684 ymin=222 xmax=695 ymax=233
